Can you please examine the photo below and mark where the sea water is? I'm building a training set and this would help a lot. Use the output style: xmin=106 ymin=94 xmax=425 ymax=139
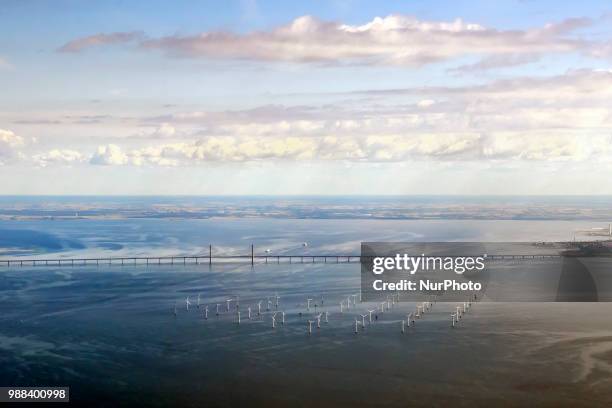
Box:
xmin=1 ymin=216 xmax=612 ymax=406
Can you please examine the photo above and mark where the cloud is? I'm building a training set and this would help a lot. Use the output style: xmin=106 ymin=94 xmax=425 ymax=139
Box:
xmin=0 ymin=129 xmax=24 ymax=164
xmin=90 ymin=144 xmax=129 ymax=165
xmin=32 ymin=149 xmax=85 ymax=167
xmin=11 ymin=69 xmax=612 ymax=168
xmin=58 ymin=31 xmax=144 ymax=53
xmin=417 ymin=99 xmax=436 ymax=108
xmin=151 ymin=123 xmax=176 ymax=138
xmin=133 ymin=70 xmax=612 ymax=139
xmin=137 ymin=15 xmax=593 ymax=66
xmin=44 ymin=68 xmax=605 ymax=168
xmin=59 ymin=15 xmax=599 ymax=67
xmin=84 ymin=132 xmax=612 ymax=167
xmin=0 ymin=129 xmax=23 ymax=147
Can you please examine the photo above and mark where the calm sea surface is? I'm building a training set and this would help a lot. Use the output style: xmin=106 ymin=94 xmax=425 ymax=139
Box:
xmin=1 ymin=217 xmax=612 ymax=407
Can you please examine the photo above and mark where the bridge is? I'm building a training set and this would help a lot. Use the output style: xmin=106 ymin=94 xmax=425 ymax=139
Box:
xmin=0 ymin=244 xmax=564 ymax=267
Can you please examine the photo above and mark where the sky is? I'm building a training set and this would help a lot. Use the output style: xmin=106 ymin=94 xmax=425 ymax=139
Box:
xmin=1 ymin=0 xmax=612 ymax=195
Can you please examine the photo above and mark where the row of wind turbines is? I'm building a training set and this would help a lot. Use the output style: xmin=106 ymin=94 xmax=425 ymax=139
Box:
xmin=173 ymin=291 xmax=479 ymax=336
xmin=450 ymin=293 xmax=478 ymax=328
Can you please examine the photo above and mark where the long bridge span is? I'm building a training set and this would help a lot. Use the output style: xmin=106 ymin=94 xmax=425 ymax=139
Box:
xmin=0 ymin=244 xmax=565 ymax=267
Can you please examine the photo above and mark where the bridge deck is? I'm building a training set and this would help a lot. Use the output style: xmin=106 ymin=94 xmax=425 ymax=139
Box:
xmin=0 ymin=253 xmax=562 ymax=267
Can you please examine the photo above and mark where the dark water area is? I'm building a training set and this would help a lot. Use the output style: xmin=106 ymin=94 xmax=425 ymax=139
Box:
xmin=2 ymin=263 xmax=612 ymax=407
xmin=0 ymin=228 xmax=85 ymax=254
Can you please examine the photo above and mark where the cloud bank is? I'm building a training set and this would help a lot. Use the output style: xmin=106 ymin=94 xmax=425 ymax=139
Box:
xmin=58 ymin=15 xmax=604 ymax=68
xmin=86 ymin=132 xmax=612 ymax=167
xmin=17 ymin=68 xmax=612 ymax=168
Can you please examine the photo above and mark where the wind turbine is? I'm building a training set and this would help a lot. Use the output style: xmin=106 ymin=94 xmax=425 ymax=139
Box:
xmin=185 ymin=296 xmax=191 ymax=311
xmin=307 ymin=320 xmax=313 ymax=335
xmin=307 ymin=298 xmax=313 ymax=311
xmin=226 ymin=298 xmax=232 ymax=312
xmin=204 ymin=305 xmax=209 ymax=320
xmin=360 ymin=314 xmax=367 ymax=328
xmin=368 ymin=309 xmax=375 ymax=323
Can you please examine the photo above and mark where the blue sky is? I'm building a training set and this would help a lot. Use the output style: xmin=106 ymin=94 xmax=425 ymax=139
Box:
xmin=1 ymin=1 xmax=612 ymax=194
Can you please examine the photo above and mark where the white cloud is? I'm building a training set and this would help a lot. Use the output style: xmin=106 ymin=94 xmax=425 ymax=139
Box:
xmin=0 ymin=129 xmax=24 ymax=164
xmin=151 ymin=123 xmax=176 ymax=138
xmin=90 ymin=144 xmax=129 ymax=165
xmin=417 ymin=99 xmax=436 ymax=108
xmin=0 ymin=129 xmax=23 ymax=147
xmin=32 ymin=149 xmax=85 ymax=167
xmin=85 ymin=132 xmax=612 ymax=166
